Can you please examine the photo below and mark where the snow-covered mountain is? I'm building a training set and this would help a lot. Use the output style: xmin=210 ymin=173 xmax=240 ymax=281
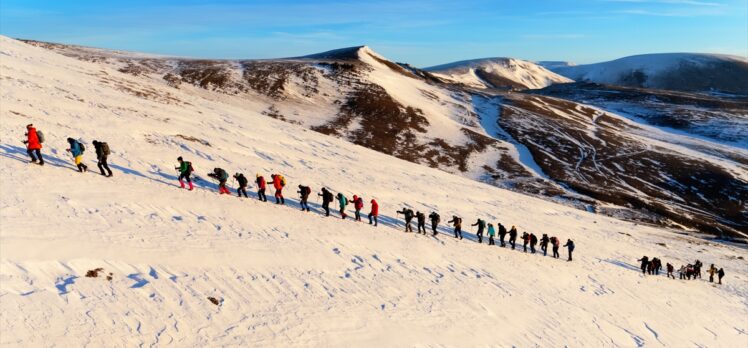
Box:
xmin=17 ymin=38 xmax=748 ymax=239
xmin=2 ymin=34 xmax=747 ymax=347
xmin=425 ymin=57 xmax=573 ymax=90
xmin=548 ymin=53 xmax=748 ymax=94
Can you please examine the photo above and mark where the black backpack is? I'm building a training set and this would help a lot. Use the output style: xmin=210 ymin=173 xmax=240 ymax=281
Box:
xmin=79 ymin=142 xmax=86 ymax=153
xmin=101 ymin=142 xmax=110 ymax=155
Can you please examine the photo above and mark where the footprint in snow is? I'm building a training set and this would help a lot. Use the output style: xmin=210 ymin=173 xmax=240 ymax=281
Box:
xmin=55 ymin=276 xmax=78 ymax=295
xmin=332 ymin=248 xmax=341 ymax=255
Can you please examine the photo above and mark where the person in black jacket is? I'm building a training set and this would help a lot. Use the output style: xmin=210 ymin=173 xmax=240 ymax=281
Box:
xmin=638 ymin=256 xmax=650 ymax=275
xmin=92 ymin=140 xmax=113 ymax=177
xmin=529 ymin=233 xmax=538 ymax=254
xmin=319 ymin=187 xmax=333 ymax=216
xmin=563 ymin=239 xmax=575 ymax=261
xmin=396 ymin=208 xmax=415 ymax=232
xmin=448 ymin=216 xmax=463 ymax=239
xmin=429 ymin=212 xmax=440 ymax=236
xmin=415 ymin=211 xmax=427 ymax=234
xmin=471 ymin=219 xmax=486 ymax=243
xmin=233 ymin=173 xmax=249 ymax=198
xmin=540 ymin=234 xmax=550 ymax=256
xmin=508 ymin=226 xmax=518 ymax=249
xmin=297 ymin=185 xmax=311 ymax=211
xmin=498 ymin=223 xmax=507 ymax=247
xmin=717 ymin=268 xmax=725 ymax=284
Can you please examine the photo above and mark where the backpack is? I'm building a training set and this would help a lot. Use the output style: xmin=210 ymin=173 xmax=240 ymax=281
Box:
xmin=280 ymin=175 xmax=286 ymax=187
xmin=303 ymin=186 xmax=311 ymax=196
xmin=79 ymin=142 xmax=86 ymax=153
xmin=101 ymin=142 xmax=110 ymax=155
xmin=187 ymin=162 xmax=194 ymax=173
xmin=36 ymin=130 xmax=45 ymax=143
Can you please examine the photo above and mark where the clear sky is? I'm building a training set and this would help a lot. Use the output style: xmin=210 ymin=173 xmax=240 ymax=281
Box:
xmin=1 ymin=0 xmax=746 ymax=67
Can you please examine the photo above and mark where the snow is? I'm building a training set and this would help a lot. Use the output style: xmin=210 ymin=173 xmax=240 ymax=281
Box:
xmin=551 ymin=53 xmax=748 ymax=85
xmin=2 ymin=36 xmax=748 ymax=346
xmin=426 ymin=57 xmax=573 ymax=90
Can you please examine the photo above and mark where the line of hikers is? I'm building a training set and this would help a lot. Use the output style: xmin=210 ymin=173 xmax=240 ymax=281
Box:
xmin=394 ymin=210 xmax=576 ymax=260
xmin=638 ymin=256 xmax=726 ymax=284
xmin=174 ymin=157 xmax=382 ymax=226
xmin=27 ymin=125 xmax=733 ymax=280
xmin=22 ymin=124 xmax=113 ymax=176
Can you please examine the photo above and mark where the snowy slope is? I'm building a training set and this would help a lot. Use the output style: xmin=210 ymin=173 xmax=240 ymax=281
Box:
xmin=17 ymin=39 xmax=748 ymax=238
xmin=2 ymin=37 xmax=748 ymax=347
xmin=426 ymin=57 xmax=573 ymax=90
xmin=549 ymin=53 xmax=748 ymax=94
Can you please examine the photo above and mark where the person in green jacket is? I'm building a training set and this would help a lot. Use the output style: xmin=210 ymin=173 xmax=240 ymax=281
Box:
xmin=487 ymin=223 xmax=496 ymax=245
xmin=175 ymin=157 xmax=194 ymax=191
xmin=336 ymin=192 xmax=349 ymax=219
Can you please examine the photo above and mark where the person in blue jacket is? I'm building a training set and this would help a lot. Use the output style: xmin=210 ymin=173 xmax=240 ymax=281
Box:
xmin=66 ymin=137 xmax=88 ymax=173
xmin=563 ymin=239 xmax=575 ymax=261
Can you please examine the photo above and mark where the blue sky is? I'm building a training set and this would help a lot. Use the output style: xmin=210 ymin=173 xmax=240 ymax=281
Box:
xmin=1 ymin=0 xmax=746 ymax=66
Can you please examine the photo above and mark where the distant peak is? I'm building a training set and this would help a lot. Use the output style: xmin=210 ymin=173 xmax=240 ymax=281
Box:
xmin=298 ymin=45 xmax=370 ymax=60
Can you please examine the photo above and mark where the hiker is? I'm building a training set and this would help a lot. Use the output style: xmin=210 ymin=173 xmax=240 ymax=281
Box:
xmin=708 ymin=264 xmax=717 ymax=283
xmin=352 ymin=195 xmax=364 ymax=221
xmin=666 ymin=263 xmax=675 ymax=279
xmin=270 ymin=174 xmax=285 ymax=204
xmin=175 ymin=157 xmax=194 ymax=190
xmin=550 ymin=236 xmax=560 ymax=258
xmin=487 ymin=223 xmax=496 ymax=245
xmin=396 ymin=207 xmax=414 ymax=232
xmin=415 ymin=211 xmax=427 ymax=234
xmin=255 ymin=174 xmax=268 ymax=201
xmin=91 ymin=140 xmax=113 ymax=177
xmin=563 ymin=239 xmax=575 ymax=261
xmin=297 ymin=185 xmax=311 ymax=211
xmin=509 ymin=226 xmax=518 ymax=249
xmin=694 ymin=260 xmax=703 ymax=279
xmin=319 ymin=188 xmax=334 ymax=216
xmin=66 ymin=138 xmax=88 ymax=172
xmin=336 ymin=193 xmax=349 ymax=219
xmin=652 ymin=258 xmax=662 ymax=276
xmin=638 ymin=256 xmax=650 ymax=275
xmin=529 ymin=233 xmax=538 ymax=254
xmin=521 ymin=232 xmax=530 ymax=252
xmin=540 ymin=234 xmax=550 ymax=256
xmin=448 ymin=216 xmax=463 ymax=239
xmin=686 ymin=264 xmax=694 ymax=280
xmin=429 ymin=212 xmax=440 ymax=236
xmin=679 ymin=265 xmax=686 ymax=279
xmin=717 ymin=268 xmax=725 ymax=284
xmin=208 ymin=168 xmax=230 ymax=194
xmin=233 ymin=173 xmax=249 ymax=198
xmin=23 ymin=124 xmax=44 ymax=165
xmin=472 ymin=219 xmax=486 ymax=243
xmin=498 ymin=223 xmax=507 ymax=247
xmin=368 ymin=199 xmax=379 ymax=226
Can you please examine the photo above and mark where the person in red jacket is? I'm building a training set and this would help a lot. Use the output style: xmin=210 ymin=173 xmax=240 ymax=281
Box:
xmin=255 ymin=174 xmax=268 ymax=202
xmin=270 ymin=174 xmax=285 ymax=205
xmin=23 ymin=124 xmax=44 ymax=165
xmin=352 ymin=195 xmax=364 ymax=221
xmin=368 ymin=199 xmax=379 ymax=226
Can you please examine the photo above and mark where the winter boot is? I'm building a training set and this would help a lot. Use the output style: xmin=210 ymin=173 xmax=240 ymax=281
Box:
xmin=179 ymin=180 xmax=186 ymax=189
xmin=188 ymin=181 xmax=194 ymax=191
